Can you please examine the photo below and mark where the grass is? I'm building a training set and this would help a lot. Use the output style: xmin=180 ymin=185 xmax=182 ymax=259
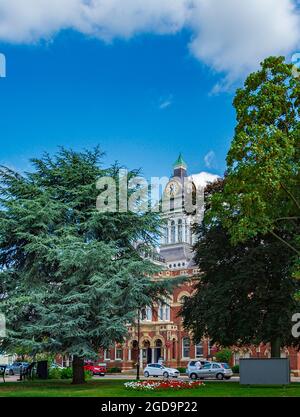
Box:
xmin=0 ymin=379 xmax=300 ymax=397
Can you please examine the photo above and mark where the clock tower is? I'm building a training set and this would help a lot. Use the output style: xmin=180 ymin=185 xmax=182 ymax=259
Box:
xmin=160 ymin=154 xmax=199 ymax=270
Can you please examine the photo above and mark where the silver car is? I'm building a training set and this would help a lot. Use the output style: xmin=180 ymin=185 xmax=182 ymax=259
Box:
xmin=188 ymin=362 xmax=233 ymax=380
xmin=186 ymin=359 xmax=210 ymax=374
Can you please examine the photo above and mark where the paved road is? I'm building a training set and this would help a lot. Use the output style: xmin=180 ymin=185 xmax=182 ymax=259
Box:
xmin=2 ymin=374 xmax=300 ymax=383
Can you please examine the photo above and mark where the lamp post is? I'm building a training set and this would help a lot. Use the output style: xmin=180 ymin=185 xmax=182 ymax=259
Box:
xmin=136 ymin=309 xmax=141 ymax=380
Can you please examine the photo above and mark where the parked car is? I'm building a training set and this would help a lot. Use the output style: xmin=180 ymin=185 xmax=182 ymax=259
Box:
xmin=186 ymin=359 xmax=210 ymax=374
xmin=84 ymin=363 xmax=106 ymax=376
xmin=188 ymin=362 xmax=233 ymax=380
xmin=50 ymin=363 xmax=65 ymax=370
xmin=6 ymin=362 xmax=29 ymax=375
xmin=144 ymin=363 xmax=180 ymax=378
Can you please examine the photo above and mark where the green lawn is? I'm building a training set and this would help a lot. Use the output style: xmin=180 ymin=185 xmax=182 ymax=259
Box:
xmin=0 ymin=380 xmax=299 ymax=397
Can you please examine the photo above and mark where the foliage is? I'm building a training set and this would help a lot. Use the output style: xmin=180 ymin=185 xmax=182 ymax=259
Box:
xmin=215 ymin=348 xmax=232 ymax=364
xmin=106 ymin=367 xmax=122 ymax=373
xmin=208 ymin=56 xmax=300 ymax=265
xmin=48 ymin=368 xmax=63 ymax=380
xmin=182 ymin=179 xmax=300 ymax=355
xmin=48 ymin=367 xmax=92 ymax=381
xmin=177 ymin=367 xmax=187 ymax=374
xmin=0 ymin=147 xmax=171 ymax=383
xmin=231 ymin=365 xmax=239 ymax=374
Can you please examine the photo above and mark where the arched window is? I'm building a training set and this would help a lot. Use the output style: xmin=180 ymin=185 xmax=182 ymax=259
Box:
xmin=182 ymin=337 xmax=190 ymax=358
xmin=171 ymin=221 xmax=176 ymax=243
xmin=140 ymin=306 xmax=152 ymax=322
xmin=178 ymin=219 xmax=183 ymax=242
xmin=155 ymin=339 xmax=163 ymax=348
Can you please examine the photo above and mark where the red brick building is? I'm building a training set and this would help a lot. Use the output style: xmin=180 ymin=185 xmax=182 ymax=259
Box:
xmin=96 ymin=156 xmax=300 ymax=375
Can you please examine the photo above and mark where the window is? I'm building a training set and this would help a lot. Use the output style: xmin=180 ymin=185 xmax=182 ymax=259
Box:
xmin=141 ymin=306 xmax=152 ymax=321
xmin=195 ymin=342 xmax=204 ymax=358
xmin=171 ymin=221 xmax=176 ymax=243
xmin=115 ymin=348 xmax=123 ymax=361
xmin=213 ymin=364 xmax=221 ymax=369
xmin=164 ymin=226 xmax=169 ymax=244
xmin=104 ymin=349 xmax=111 ymax=360
xmin=182 ymin=337 xmax=190 ymax=358
xmin=185 ymin=220 xmax=188 ymax=242
xmin=172 ymin=339 xmax=176 ymax=360
xmin=178 ymin=219 xmax=183 ymax=242
xmin=202 ymin=364 xmax=211 ymax=370
xmin=158 ymin=303 xmax=170 ymax=321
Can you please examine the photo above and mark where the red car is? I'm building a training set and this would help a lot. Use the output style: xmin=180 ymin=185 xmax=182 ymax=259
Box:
xmin=84 ymin=363 xmax=106 ymax=376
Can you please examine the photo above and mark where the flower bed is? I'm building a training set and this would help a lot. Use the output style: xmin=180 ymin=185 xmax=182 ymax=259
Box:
xmin=124 ymin=380 xmax=205 ymax=391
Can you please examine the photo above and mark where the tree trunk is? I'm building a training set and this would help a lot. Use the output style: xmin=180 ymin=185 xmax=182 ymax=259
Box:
xmin=270 ymin=337 xmax=281 ymax=358
xmin=72 ymin=355 xmax=85 ymax=384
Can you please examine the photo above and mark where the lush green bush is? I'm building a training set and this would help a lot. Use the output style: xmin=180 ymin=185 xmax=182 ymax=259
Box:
xmin=215 ymin=348 xmax=232 ymax=364
xmin=232 ymin=365 xmax=239 ymax=374
xmin=60 ymin=367 xmax=73 ymax=379
xmin=177 ymin=367 xmax=187 ymax=374
xmin=84 ymin=370 xmax=93 ymax=381
xmin=107 ymin=367 xmax=122 ymax=373
xmin=48 ymin=368 xmax=62 ymax=380
xmin=48 ymin=367 xmax=92 ymax=381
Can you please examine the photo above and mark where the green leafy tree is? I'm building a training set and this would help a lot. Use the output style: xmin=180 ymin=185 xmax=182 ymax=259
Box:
xmin=0 ymin=148 xmax=168 ymax=384
xmin=182 ymin=180 xmax=300 ymax=358
xmin=210 ymin=57 xmax=300 ymax=268
xmin=215 ymin=348 xmax=232 ymax=364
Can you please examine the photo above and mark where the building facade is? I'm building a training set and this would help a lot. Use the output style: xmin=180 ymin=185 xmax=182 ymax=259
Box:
xmin=98 ymin=155 xmax=300 ymax=375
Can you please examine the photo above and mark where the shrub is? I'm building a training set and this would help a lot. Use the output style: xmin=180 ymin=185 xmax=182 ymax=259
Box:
xmin=84 ymin=370 xmax=93 ymax=381
xmin=60 ymin=367 xmax=73 ymax=379
xmin=177 ymin=367 xmax=187 ymax=374
xmin=48 ymin=368 xmax=62 ymax=380
xmin=232 ymin=365 xmax=239 ymax=374
xmin=106 ymin=367 xmax=122 ymax=373
xmin=49 ymin=367 xmax=92 ymax=381
xmin=215 ymin=348 xmax=232 ymax=364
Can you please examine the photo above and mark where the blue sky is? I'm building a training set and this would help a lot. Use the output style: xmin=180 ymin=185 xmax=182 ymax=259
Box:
xmin=0 ymin=1 xmax=299 ymax=179
xmin=0 ymin=30 xmax=234 ymax=178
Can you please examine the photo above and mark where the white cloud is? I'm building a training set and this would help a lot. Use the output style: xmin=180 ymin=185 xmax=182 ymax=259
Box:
xmin=0 ymin=0 xmax=299 ymax=89
xmin=158 ymin=95 xmax=173 ymax=110
xmin=204 ymin=150 xmax=216 ymax=169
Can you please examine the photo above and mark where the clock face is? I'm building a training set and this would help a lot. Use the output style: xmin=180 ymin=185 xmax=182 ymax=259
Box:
xmin=165 ymin=180 xmax=180 ymax=197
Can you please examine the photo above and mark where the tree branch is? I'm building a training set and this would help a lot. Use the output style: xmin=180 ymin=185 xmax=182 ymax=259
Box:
xmin=270 ymin=230 xmax=300 ymax=256
xmin=280 ymin=182 xmax=300 ymax=211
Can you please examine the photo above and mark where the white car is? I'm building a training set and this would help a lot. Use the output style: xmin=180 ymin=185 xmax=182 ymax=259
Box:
xmin=144 ymin=363 xmax=180 ymax=378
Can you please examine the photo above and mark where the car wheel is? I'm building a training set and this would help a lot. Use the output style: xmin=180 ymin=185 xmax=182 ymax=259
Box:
xmin=163 ymin=372 xmax=169 ymax=378
xmin=9 ymin=370 xmax=14 ymax=376
xmin=190 ymin=373 xmax=198 ymax=380
xmin=144 ymin=371 xmax=149 ymax=378
xmin=216 ymin=373 xmax=224 ymax=380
